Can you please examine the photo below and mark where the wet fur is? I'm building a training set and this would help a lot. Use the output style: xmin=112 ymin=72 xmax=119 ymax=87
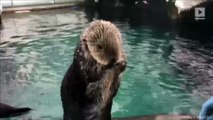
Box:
xmin=61 ymin=20 xmax=126 ymax=120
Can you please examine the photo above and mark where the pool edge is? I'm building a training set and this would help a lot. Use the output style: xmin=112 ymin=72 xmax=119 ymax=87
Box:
xmin=2 ymin=2 xmax=84 ymax=13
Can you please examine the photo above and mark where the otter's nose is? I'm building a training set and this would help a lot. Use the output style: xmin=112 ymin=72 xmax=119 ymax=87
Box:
xmin=106 ymin=58 xmax=117 ymax=69
xmin=111 ymin=58 xmax=117 ymax=64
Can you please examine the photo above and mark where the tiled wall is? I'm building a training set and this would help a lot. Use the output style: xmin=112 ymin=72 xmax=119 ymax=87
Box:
xmin=1 ymin=0 xmax=83 ymax=7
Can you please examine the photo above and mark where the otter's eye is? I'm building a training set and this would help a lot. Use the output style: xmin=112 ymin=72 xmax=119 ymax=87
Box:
xmin=97 ymin=45 xmax=103 ymax=50
xmin=83 ymin=39 xmax=86 ymax=42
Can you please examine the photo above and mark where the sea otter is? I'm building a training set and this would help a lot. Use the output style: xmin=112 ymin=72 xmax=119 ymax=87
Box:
xmin=60 ymin=20 xmax=127 ymax=120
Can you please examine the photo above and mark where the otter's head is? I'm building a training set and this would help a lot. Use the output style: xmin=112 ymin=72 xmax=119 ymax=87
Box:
xmin=81 ymin=20 xmax=124 ymax=66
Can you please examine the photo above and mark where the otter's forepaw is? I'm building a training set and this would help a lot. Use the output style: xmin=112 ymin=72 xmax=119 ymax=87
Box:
xmin=85 ymin=82 xmax=101 ymax=98
xmin=115 ymin=61 xmax=127 ymax=72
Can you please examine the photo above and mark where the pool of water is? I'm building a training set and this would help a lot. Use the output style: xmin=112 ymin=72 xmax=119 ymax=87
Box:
xmin=1 ymin=8 xmax=213 ymax=120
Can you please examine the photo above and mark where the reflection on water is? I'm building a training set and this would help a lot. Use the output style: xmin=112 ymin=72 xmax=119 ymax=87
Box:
xmin=0 ymin=7 xmax=213 ymax=119
xmin=170 ymin=37 xmax=213 ymax=98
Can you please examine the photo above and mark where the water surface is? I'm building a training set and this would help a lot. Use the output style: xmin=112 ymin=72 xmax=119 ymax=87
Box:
xmin=0 ymin=8 xmax=213 ymax=120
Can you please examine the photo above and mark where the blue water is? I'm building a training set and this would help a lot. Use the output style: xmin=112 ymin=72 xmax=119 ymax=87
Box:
xmin=0 ymin=8 xmax=213 ymax=120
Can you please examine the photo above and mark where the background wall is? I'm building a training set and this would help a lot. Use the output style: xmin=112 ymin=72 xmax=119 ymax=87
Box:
xmin=1 ymin=0 xmax=83 ymax=7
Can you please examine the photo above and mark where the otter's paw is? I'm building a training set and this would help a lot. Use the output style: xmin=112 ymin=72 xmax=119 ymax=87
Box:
xmin=115 ymin=61 xmax=127 ymax=72
xmin=85 ymin=82 xmax=101 ymax=98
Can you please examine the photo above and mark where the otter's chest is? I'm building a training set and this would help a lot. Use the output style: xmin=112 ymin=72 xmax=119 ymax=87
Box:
xmin=85 ymin=68 xmax=121 ymax=105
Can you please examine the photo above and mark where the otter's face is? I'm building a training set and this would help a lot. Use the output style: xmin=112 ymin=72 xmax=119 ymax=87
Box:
xmin=81 ymin=20 xmax=124 ymax=66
